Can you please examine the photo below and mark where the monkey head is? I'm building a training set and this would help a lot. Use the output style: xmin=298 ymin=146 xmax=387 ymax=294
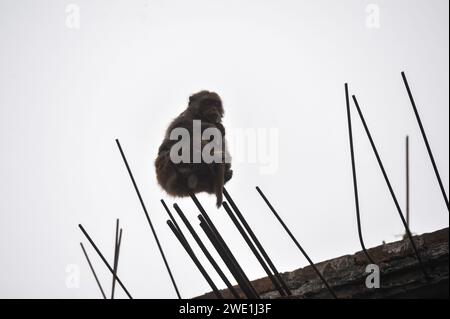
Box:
xmin=188 ymin=90 xmax=224 ymax=124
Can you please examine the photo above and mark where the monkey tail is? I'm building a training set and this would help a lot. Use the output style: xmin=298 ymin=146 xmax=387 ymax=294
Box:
xmin=215 ymin=163 xmax=225 ymax=208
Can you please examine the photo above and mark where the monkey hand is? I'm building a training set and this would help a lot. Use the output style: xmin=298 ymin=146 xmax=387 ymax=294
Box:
xmin=224 ymin=169 xmax=233 ymax=182
xmin=215 ymin=123 xmax=225 ymax=136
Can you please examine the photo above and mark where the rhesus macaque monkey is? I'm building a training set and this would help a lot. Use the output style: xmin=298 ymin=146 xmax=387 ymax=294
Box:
xmin=155 ymin=91 xmax=233 ymax=207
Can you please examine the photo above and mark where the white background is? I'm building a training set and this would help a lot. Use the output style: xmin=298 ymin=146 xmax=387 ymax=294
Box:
xmin=0 ymin=0 xmax=448 ymax=298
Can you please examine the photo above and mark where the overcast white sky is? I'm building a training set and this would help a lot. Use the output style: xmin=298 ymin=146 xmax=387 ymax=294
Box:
xmin=0 ymin=0 xmax=448 ymax=298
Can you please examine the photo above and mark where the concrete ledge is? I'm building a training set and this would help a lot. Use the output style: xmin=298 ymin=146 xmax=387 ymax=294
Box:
xmin=195 ymin=227 xmax=449 ymax=299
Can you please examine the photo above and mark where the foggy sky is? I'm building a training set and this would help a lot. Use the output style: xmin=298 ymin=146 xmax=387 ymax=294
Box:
xmin=0 ymin=0 xmax=448 ymax=298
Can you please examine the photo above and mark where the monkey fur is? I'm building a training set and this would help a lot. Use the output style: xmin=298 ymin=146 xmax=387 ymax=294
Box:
xmin=155 ymin=91 xmax=233 ymax=207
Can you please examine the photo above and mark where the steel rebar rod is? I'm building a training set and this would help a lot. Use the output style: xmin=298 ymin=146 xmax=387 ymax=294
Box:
xmin=255 ymin=186 xmax=338 ymax=299
xmin=78 ymin=224 xmax=133 ymax=299
xmin=170 ymin=202 xmax=240 ymax=298
xmin=222 ymin=201 xmax=286 ymax=296
xmin=161 ymin=199 xmax=224 ymax=299
xmin=406 ymin=135 xmax=410 ymax=228
xmin=167 ymin=220 xmax=223 ymax=299
xmin=199 ymin=217 xmax=256 ymax=299
xmin=352 ymin=95 xmax=429 ymax=279
xmin=80 ymin=242 xmax=107 ymax=299
xmin=161 ymin=200 xmax=182 ymax=234
xmin=111 ymin=220 xmax=122 ymax=299
xmin=115 ymin=139 xmax=181 ymax=299
xmin=223 ymin=187 xmax=292 ymax=296
xmin=344 ymin=83 xmax=376 ymax=265
xmin=401 ymin=71 xmax=449 ymax=212
xmin=190 ymin=193 xmax=259 ymax=298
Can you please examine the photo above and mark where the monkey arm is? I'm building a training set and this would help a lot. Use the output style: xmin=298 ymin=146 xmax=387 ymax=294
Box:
xmin=201 ymin=121 xmax=225 ymax=137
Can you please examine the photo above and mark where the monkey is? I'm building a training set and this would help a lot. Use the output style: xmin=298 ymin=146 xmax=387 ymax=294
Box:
xmin=155 ymin=90 xmax=233 ymax=207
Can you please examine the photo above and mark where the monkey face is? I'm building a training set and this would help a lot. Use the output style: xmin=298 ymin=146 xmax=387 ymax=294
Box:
xmin=189 ymin=91 xmax=224 ymax=123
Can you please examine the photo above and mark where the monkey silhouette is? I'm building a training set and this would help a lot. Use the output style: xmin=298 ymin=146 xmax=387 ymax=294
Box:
xmin=155 ymin=91 xmax=232 ymax=207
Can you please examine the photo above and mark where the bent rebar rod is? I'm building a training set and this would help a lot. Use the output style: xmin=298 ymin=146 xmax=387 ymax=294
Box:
xmin=352 ymin=95 xmax=429 ymax=279
xmin=344 ymin=83 xmax=376 ymax=264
